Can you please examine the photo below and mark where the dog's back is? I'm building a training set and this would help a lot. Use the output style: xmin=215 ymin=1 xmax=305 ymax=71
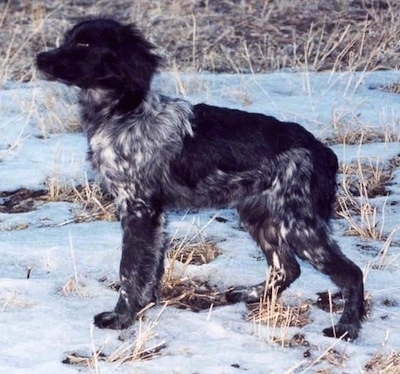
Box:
xmin=170 ymin=103 xmax=338 ymax=221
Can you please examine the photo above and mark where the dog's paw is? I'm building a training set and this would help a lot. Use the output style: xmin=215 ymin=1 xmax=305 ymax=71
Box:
xmin=226 ymin=288 xmax=247 ymax=303
xmin=94 ymin=311 xmax=134 ymax=330
xmin=225 ymin=286 xmax=263 ymax=304
xmin=322 ymin=323 xmax=360 ymax=341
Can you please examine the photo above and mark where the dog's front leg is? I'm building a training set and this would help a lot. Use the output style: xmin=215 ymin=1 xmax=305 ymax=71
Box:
xmin=94 ymin=199 xmax=166 ymax=329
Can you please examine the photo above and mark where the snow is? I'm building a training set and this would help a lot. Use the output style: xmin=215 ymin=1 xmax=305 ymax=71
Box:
xmin=1 ymin=71 xmax=400 ymax=373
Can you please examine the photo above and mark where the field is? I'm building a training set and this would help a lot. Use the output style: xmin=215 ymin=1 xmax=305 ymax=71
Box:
xmin=2 ymin=0 xmax=400 ymax=83
xmin=1 ymin=1 xmax=400 ymax=373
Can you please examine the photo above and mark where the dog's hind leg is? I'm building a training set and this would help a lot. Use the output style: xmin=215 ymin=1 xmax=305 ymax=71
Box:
xmin=226 ymin=212 xmax=301 ymax=304
xmin=94 ymin=199 xmax=166 ymax=330
xmin=287 ymin=220 xmax=365 ymax=340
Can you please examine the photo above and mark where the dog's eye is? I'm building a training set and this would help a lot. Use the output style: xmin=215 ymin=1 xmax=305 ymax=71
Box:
xmin=76 ymin=42 xmax=90 ymax=48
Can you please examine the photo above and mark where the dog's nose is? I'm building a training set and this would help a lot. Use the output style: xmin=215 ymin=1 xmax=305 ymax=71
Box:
xmin=36 ymin=51 xmax=56 ymax=71
xmin=36 ymin=52 xmax=56 ymax=79
xmin=36 ymin=52 xmax=48 ymax=68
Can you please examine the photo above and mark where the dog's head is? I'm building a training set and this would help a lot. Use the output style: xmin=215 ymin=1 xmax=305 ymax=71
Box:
xmin=36 ymin=19 xmax=161 ymax=96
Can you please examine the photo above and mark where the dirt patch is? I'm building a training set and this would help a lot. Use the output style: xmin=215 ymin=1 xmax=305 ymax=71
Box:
xmin=161 ymin=279 xmax=228 ymax=312
xmin=0 ymin=183 xmax=116 ymax=223
xmin=377 ymin=83 xmax=400 ymax=94
xmin=0 ymin=188 xmax=48 ymax=213
xmin=315 ymin=291 xmax=345 ymax=314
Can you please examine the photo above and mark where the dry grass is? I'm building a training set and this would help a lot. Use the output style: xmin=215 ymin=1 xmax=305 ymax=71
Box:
xmin=69 ymin=181 xmax=116 ymax=222
xmin=246 ymin=285 xmax=352 ymax=372
xmin=248 ymin=297 xmax=312 ymax=346
xmin=168 ymin=238 xmax=221 ymax=266
xmin=364 ymin=351 xmax=400 ymax=373
xmin=2 ymin=0 xmax=400 ymax=85
xmin=1 ymin=291 xmax=36 ymax=311
xmin=335 ymin=156 xmax=395 ymax=240
xmin=63 ymin=316 xmax=167 ymax=369
xmin=364 ymin=227 xmax=400 ymax=277
xmin=246 ymin=270 xmax=312 ymax=347
xmin=163 ymin=230 xmax=227 ymax=311
xmin=379 ymin=83 xmax=400 ymax=94
xmin=0 ymin=180 xmax=116 ymax=223
xmin=303 ymin=347 xmax=349 ymax=372
xmin=63 ymin=340 xmax=166 ymax=368
xmin=161 ymin=278 xmax=227 ymax=312
xmin=164 ymin=216 xmax=220 ymax=281
xmin=97 ymin=233 xmax=228 ymax=312
xmin=325 ymin=127 xmax=399 ymax=146
xmin=28 ymin=88 xmax=81 ymax=137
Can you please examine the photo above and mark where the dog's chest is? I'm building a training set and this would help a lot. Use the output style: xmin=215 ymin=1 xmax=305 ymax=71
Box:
xmin=82 ymin=93 xmax=194 ymax=199
xmin=88 ymin=127 xmax=157 ymax=197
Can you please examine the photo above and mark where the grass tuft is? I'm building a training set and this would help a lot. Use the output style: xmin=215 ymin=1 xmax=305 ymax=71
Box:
xmin=335 ymin=156 xmax=394 ymax=240
xmin=364 ymin=351 xmax=400 ymax=373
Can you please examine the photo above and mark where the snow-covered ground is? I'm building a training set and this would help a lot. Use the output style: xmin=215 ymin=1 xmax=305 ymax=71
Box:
xmin=1 ymin=71 xmax=400 ymax=373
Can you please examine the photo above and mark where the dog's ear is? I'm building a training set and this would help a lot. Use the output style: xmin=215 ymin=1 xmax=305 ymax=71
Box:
xmin=116 ymin=25 xmax=162 ymax=96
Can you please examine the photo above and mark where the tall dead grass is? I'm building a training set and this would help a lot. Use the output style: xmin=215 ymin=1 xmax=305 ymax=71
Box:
xmin=336 ymin=157 xmax=393 ymax=240
xmin=1 ymin=0 xmax=400 ymax=84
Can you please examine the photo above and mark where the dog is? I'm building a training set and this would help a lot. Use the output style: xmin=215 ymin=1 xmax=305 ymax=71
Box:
xmin=36 ymin=19 xmax=365 ymax=340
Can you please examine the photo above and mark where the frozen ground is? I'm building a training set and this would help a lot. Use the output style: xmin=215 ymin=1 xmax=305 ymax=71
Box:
xmin=1 ymin=71 xmax=400 ymax=373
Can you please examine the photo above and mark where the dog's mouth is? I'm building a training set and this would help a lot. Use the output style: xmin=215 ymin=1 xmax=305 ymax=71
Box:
xmin=37 ymin=69 xmax=56 ymax=81
xmin=37 ymin=68 xmax=78 ymax=87
xmin=36 ymin=55 xmax=73 ymax=85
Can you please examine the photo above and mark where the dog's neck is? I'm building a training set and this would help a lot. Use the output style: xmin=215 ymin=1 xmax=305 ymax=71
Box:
xmin=79 ymin=87 xmax=143 ymax=132
xmin=79 ymin=89 xmax=194 ymax=143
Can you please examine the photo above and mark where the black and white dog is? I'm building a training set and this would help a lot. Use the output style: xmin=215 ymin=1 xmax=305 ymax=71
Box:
xmin=37 ymin=19 xmax=365 ymax=340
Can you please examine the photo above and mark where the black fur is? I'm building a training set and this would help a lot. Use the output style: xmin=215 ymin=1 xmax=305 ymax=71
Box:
xmin=37 ymin=19 xmax=365 ymax=340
